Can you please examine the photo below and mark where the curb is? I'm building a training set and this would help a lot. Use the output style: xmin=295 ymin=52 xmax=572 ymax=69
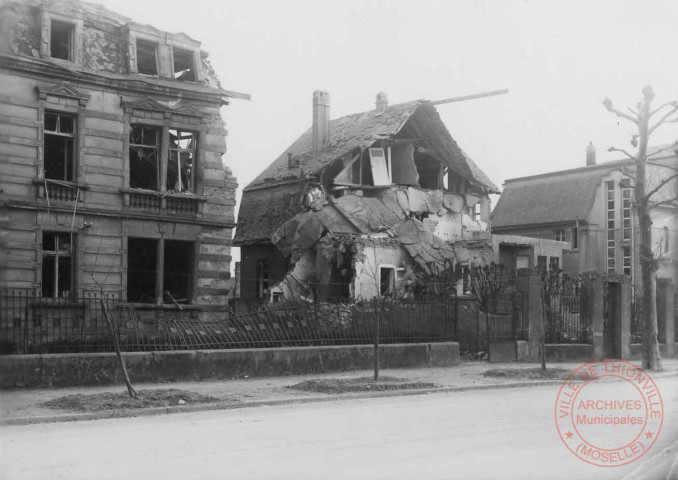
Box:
xmin=3 ymin=369 xmax=678 ymax=427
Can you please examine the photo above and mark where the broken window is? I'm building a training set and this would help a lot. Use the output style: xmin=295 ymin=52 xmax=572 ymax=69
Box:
xmin=163 ymin=240 xmax=193 ymax=304
xmin=44 ymin=112 xmax=76 ymax=181
xmin=549 ymin=257 xmax=560 ymax=271
xmin=173 ymin=47 xmax=196 ymax=81
xmin=256 ymin=260 xmax=270 ymax=299
xmin=127 ymin=237 xmax=157 ymax=303
xmin=129 ymin=125 xmax=160 ymax=190
xmin=126 ymin=238 xmax=194 ymax=304
xmin=379 ymin=267 xmax=395 ymax=297
xmin=42 ymin=231 xmax=74 ymax=298
xmin=50 ymin=20 xmax=74 ymax=60
xmin=471 ymin=203 xmax=481 ymax=221
xmin=136 ymin=39 xmax=158 ymax=75
xmin=414 ymin=156 xmax=443 ymax=189
xmin=167 ymin=129 xmax=196 ymax=192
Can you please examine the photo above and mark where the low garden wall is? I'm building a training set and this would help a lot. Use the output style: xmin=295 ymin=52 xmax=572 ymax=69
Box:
xmin=0 ymin=342 xmax=460 ymax=389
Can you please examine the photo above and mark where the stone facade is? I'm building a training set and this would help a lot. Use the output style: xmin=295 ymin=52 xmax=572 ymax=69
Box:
xmin=0 ymin=0 xmax=248 ymax=314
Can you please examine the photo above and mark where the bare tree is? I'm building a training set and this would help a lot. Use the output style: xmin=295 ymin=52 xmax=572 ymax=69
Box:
xmin=603 ymin=86 xmax=678 ymax=371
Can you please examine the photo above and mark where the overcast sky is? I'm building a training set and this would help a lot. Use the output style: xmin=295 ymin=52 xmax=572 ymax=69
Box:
xmin=102 ymin=0 xmax=678 ymax=262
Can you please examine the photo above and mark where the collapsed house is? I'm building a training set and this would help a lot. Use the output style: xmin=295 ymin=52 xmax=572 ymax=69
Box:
xmin=234 ymin=91 xmax=501 ymax=303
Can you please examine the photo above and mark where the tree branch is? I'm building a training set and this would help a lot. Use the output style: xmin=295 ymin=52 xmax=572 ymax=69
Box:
xmin=649 ymin=101 xmax=678 ymax=117
xmin=649 ymin=105 xmax=678 ymax=134
xmin=645 ymin=172 xmax=678 ymax=201
xmin=646 ymin=142 xmax=678 ymax=160
xmin=650 ymin=196 xmax=678 ymax=209
xmin=603 ymin=98 xmax=639 ymax=124
xmin=608 ymin=147 xmax=636 ymax=161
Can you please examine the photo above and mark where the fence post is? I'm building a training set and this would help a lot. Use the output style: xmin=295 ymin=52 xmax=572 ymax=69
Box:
xmin=516 ymin=269 xmax=543 ymax=362
xmin=373 ymin=297 xmax=380 ymax=381
xmin=616 ymin=276 xmax=632 ymax=360
xmin=657 ymin=278 xmax=675 ymax=358
xmin=582 ymin=272 xmax=604 ymax=358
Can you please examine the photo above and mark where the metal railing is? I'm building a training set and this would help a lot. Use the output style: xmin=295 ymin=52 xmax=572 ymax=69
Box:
xmin=0 ymin=291 xmax=457 ymax=354
xmin=544 ymin=279 xmax=590 ymax=344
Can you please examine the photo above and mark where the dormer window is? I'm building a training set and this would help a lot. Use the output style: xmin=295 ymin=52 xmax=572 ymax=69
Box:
xmin=173 ymin=47 xmax=196 ymax=81
xmin=136 ymin=39 xmax=158 ymax=75
xmin=50 ymin=20 xmax=74 ymax=60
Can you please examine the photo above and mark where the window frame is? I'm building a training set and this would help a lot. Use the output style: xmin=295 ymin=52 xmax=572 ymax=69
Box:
xmin=40 ymin=10 xmax=83 ymax=65
xmin=43 ymin=111 xmax=77 ymax=181
xmin=135 ymin=38 xmax=160 ymax=76
xmin=41 ymin=230 xmax=76 ymax=299
xmin=126 ymin=236 xmax=196 ymax=305
xmin=126 ymin=122 xmax=200 ymax=194
xmin=553 ymin=229 xmax=565 ymax=242
xmin=379 ymin=265 xmax=396 ymax=297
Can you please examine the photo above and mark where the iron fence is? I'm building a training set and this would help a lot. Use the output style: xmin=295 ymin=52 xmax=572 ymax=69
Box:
xmin=486 ymin=288 xmax=527 ymax=341
xmin=0 ymin=291 xmax=457 ymax=354
xmin=543 ymin=278 xmax=590 ymax=344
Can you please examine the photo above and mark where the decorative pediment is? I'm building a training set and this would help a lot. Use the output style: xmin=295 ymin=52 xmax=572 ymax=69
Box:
xmin=36 ymin=83 xmax=90 ymax=107
xmin=121 ymin=97 xmax=209 ymax=123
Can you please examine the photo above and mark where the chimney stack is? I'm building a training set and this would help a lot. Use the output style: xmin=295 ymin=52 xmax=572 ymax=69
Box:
xmin=586 ymin=142 xmax=596 ymax=166
xmin=312 ymin=90 xmax=330 ymax=156
xmin=376 ymin=91 xmax=388 ymax=113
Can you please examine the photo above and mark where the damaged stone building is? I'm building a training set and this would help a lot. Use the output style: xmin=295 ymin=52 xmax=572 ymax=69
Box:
xmin=0 ymin=0 xmax=248 ymax=315
xmin=235 ymin=91 xmax=501 ymax=303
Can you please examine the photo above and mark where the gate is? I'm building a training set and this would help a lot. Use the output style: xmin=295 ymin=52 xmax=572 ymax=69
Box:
xmin=603 ymin=281 xmax=621 ymax=357
xmin=487 ymin=287 xmax=526 ymax=361
xmin=543 ymin=274 xmax=589 ymax=344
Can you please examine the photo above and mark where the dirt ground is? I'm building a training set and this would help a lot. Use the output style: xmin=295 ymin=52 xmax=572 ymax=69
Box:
xmin=481 ymin=367 xmax=571 ymax=380
xmin=41 ymin=389 xmax=223 ymax=412
xmin=288 ymin=376 xmax=439 ymax=394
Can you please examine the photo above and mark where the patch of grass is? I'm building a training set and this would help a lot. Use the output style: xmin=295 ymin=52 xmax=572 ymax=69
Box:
xmin=42 ymin=389 xmax=222 ymax=412
xmin=482 ymin=367 xmax=571 ymax=381
xmin=289 ymin=376 xmax=439 ymax=394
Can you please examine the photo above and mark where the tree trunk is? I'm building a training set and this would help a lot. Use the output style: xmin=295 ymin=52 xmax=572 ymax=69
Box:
xmin=99 ymin=292 xmax=138 ymax=398
xmin=635 ymin=89 xmax=662 ymax=371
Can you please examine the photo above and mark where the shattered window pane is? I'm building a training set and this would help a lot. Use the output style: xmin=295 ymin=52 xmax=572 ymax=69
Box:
xmin=50 ymin=20 xmax=73 ymax=60
xmin=44 ymin=112 xmax=76 ymax=181
xmin=173 ymin=47 xmax=195 ymax=81
xmin=136 ymin=39 xmax=158 ymax=75
xmin=129 ymin=125 xmax=160 ymax=190
xmin=42 ymin=231 xmax=74 ymax=298
xmin=167 ymin=129 xmax=196 ymax=192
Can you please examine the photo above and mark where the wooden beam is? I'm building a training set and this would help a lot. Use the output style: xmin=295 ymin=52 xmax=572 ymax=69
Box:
xmin=430 ymin=89 xmax=509 ymax=106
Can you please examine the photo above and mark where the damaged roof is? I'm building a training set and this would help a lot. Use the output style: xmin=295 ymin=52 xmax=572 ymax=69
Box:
xmin=236 ymin=99 xmax=500 ymax=244
xmin=245 ymin=100 xmax=499 ymax=192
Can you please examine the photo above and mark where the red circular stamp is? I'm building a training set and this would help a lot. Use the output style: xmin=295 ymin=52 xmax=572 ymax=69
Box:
xmin=554 ymin=359 xmax=663 ymax=467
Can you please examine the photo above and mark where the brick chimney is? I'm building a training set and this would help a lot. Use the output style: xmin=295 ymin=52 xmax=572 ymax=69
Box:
xmin=586 ymin=141 xmax=596 ymax=166
xmin=376 ymin=91 xmax=388 ymax=113
xmin=312 ymin=90 xmax=330 ymax=156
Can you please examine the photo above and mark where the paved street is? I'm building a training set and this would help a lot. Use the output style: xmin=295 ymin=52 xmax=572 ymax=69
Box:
xmin=1 ymin=376 xmax=677 ymax=480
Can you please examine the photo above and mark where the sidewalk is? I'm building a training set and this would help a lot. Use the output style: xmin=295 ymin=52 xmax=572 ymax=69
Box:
xmin=2 ymin=359 xmax=678 ymax=426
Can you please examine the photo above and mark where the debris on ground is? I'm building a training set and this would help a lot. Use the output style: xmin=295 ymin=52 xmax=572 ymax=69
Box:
xmin=41 ymin=389 xmax=223 ymax=412
xmin=461 ymin=350 xmax=489 ymax=361
xmin=481 ymin=368 xmax=571 ymax=381
xmin=288 ymin=376 xmax=439 ymax=394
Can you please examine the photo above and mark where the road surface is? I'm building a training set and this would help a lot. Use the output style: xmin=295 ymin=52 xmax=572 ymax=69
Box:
xmin=1 ymin=376 xmax=677 ymax=480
